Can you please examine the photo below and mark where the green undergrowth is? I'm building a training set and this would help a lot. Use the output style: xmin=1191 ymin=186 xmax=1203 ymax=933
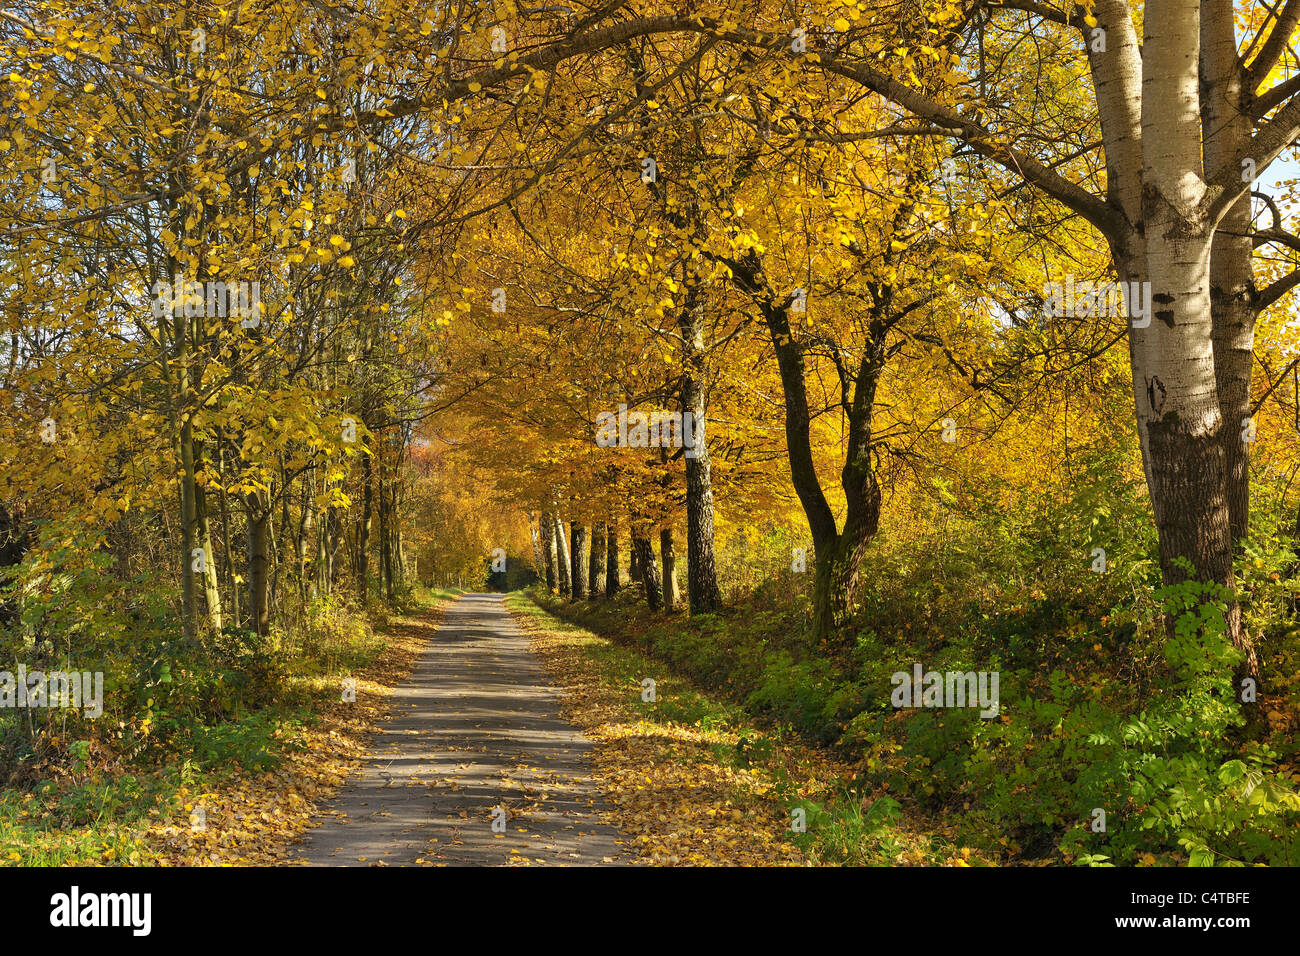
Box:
xmin=532 ymin=496 xmax=1300 ymax=867
xmin=0 ymin=584 xmax=460 ymax=865
xmin=508 ymin=591 xmax=953 ymax=865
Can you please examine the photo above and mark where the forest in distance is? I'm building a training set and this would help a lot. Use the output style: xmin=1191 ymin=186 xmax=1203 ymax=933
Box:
xmin=1 ymin=0 xmax=1299 ymax=879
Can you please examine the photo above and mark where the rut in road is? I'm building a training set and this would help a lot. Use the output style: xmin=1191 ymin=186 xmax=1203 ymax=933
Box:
xmin=295 ymin=593 xmax=632 ymax=866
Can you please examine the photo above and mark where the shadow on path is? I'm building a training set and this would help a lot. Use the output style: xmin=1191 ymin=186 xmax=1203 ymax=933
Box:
xmin=295 ymin=593 xmax=631 ymax=866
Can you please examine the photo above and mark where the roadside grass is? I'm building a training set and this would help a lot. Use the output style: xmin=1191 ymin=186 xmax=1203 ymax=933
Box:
xmin=0 ymin=587 xmax=462 ymax=866
xmin=506 ymin=591 xmax=978 ymax=866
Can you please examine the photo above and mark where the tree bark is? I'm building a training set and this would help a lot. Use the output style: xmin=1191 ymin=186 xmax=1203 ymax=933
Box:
xmin=1128 ymin=0 xmax=1252 ymax=670
xmin=570 ymin=522 xmax=588 ymax=600
xmin=357 ymin=451 xmax=373 ymax=604
xmin=379 ymin=466 xmax=395 ymax=603
xmin=1202 ymin=0 xmax=1256 ymax=550
xmin=245 ymin=492 xmax=271 ymax=635
xmin=391 ymin=468 xmax=407 ymax=593
xmin=541 ymin=512 xmax=558 ymax=591
xmin=297 ymin=472 xmax=315 ymax=600
xmin=216 ymin=465 xmax=240 ymax=624
xmin=678 ymin=289 xmax=723 ymax=614
xmin=632 ymin=533 xmax=661 ymax=611
xmin=553 ymin=513 xmax=571 ymax=594
xmin=588 ymin=521 xmax=606 ymax=597
xmin=529 ymin=511 xmax=546 ymax=584
xmin=732 ymin=245 xmax=888 ymax=639
xmin=192 ymin=438 xmax=223 ymax=635
xmin=660 ymin=527 xmax=681 ymax=612
xmin=176 ymin=371 xmax=198 ymax=641
xmin=605 ymin=521 xmax=620 ymax=597
xmin=327 ymin=503 xmax=342 ymax=591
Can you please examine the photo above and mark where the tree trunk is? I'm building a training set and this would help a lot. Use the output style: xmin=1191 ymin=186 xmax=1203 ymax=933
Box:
xmin=678 ymin=290 xmax=723 ymax=614
xmin=392 ymin=472 xmax=407 ymax=593
xmin=176 ymin=384 xmax=198 ymax=640
xmin=193 ymin=462 xmax=224 ymax=635
xmin=245 ymin=492 xmax=271 ymax=635
xmin=1129 ymin=2 xmax=1252 ymax=670
xmin=297 ymin=473 xmax=314 ymax=600
xmin=541 ymin=512 xmax=558 ymax=591
xmin=632 ymin=533 xmax=661 ymax=611
xmin=1202 ymin=0 xmax=1256 ymax=551
xmin=323 ymin=499 xmax=341 ymax=594
xmin=529 ymin=512 xmax=546 ymax=583
xmin=1120 ymin=228 xmax=1239 ymax=642
xmin=379 ymin=467 xmax=394 ymax=603
xmin=553 ymin=513 xmax=571 ymax=594
xmin=570 ymin=522 xmax=588 ymax=600
xmin=216 ymin=468 xmax=240 ymax=624
xmin=588 ymin=522 xmax=606 ymax=597
xmin=660 ymin=527 xmax=681 ymax=612
xmin=740 ymin=246 xmax=886 ymax=640
xmin=743 ymin=267 xmax=843 ymax=639
xmin=820 ymin=331 xmax=889 ymax=635
xmin=605 ymin=522 xmax=620 ymax=598
xmin=357 ymin=451 xmax=373 ymax=604
xmin=316 ymin=500 xmax=330 ymax=598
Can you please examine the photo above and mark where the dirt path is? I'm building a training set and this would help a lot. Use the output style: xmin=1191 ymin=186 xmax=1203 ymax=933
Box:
xmin=295 ymin=593 xmax=631 ymax=866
